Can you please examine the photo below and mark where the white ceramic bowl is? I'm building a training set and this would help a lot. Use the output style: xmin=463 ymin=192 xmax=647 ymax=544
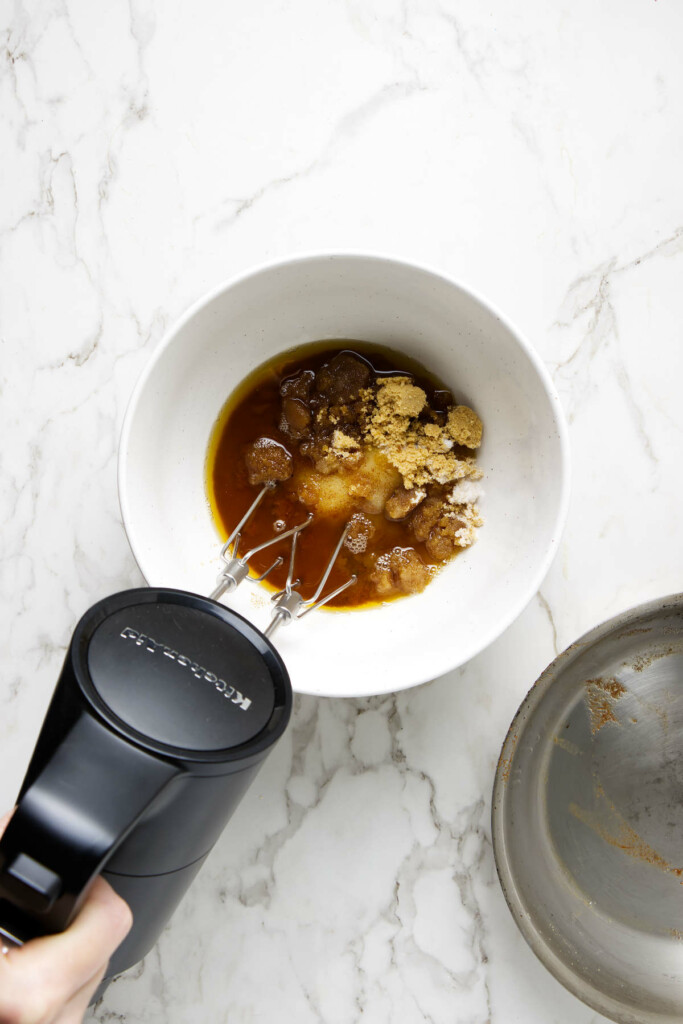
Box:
xmin=119 ymin=254 xmax=570 ymax=697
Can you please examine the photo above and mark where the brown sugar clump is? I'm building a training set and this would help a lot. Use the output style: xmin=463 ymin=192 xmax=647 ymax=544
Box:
xmin=375 ymin=377 xmax=426 ymax=418
xmin=447 ymin=406 xmax=482 ymax=448
xmin=424 ymin=504 xmax=483 ymax=560
xmin=366 ymin=379 xmax=480 ymax=489
xmin=384 ymin=484 xmax=426 ymax=521
xmin=332 ymin=430 xmax=362 ymax=458
xmin=279 ymin=370 xmax=315 ymax=440
xmin=410 ymin=491 xmax=483 ymax=560
xmin=279 ymin=397 xmax=311 ymax=439
xmin=244 ymin=437 xmax=293 ymax=485
xmin=370 ymin=547 xmax=431 ymax=597
xmin=304 ymin=430 xmax=364 ymax=475
xmin=410 ymin=495 xmax=445 ymax=542
xmin=315 ymin=352 xmax=372 ymax=403
xmin=281 ymin=369 xmax=315 ymax=401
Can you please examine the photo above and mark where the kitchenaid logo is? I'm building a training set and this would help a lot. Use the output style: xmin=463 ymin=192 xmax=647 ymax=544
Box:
xmin=119 ymin=627 xmax=252 ymax=711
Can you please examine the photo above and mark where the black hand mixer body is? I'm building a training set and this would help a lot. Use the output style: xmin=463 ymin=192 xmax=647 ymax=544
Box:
xmin=0 ymin=587 xmax=292 ymax=984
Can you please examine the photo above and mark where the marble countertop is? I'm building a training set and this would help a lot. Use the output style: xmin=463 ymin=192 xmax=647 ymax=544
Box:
xmin=2 ymin=1 xmax=683 ymax=1021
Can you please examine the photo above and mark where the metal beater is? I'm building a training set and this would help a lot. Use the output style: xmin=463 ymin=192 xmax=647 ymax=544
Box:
xmin=209 ymin=481 xmax=356 ymax=636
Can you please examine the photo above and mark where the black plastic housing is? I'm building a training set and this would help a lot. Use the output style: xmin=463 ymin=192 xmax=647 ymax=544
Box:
xmin=0 ymin=589 xmax=291 ymax=981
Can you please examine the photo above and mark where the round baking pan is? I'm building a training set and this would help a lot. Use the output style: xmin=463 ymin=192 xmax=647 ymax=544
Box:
xmin=492 ymin=594 xmax=683 ymax=1024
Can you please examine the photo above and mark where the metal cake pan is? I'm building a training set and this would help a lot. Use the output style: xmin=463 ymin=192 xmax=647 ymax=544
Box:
xmin=492 ymin=594 xmax=683 ymax=1023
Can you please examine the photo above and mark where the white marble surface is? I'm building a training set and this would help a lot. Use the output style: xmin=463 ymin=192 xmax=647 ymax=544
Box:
xmin=1 ymin=0 xmax=683 ymax=1021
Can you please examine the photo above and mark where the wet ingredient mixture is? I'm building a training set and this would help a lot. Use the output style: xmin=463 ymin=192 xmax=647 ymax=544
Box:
xmin=207 ymin=343 xmax=484 ymax=608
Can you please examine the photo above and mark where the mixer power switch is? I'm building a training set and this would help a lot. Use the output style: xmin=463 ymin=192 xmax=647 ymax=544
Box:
xmin=2 ymin=854 xmax=62 ymax=913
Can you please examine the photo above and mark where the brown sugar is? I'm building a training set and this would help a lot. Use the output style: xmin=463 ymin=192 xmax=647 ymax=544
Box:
xmin=244 ymin=438 xmax=294 ymax=485
xmin=447 ymin=405 xmax=483 ymax=448
xmin=370 ymin=547 xmax=432 ymax=597
xmin=424 ymin=504 xmax=483 ymax=560
xmin=366 ymin=378 xmax=482 ymax=489
xmin=385 ymin=485 xmax=427 ymax=521
xmin=374 ymin=377 xmax=427 ymax=418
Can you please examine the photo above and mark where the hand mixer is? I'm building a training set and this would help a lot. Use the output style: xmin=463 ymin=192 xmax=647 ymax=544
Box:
xmin=0 ymin=483 xmax=355 ymax=994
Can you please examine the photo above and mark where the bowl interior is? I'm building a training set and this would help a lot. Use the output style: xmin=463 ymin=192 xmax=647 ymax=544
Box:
xmin=492 ymin=597 xmax=683 ymax=1023
xmin=119 ymin=255 xmax=568 ymax=697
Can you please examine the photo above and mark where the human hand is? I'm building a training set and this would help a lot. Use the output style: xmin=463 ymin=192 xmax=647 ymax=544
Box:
xmin=0 ymin=811 xmax=132 ymax=1024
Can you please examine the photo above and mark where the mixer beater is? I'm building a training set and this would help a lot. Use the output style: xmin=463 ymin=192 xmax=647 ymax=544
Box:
xmin=209 ymin=481 xmax=356 ymax=637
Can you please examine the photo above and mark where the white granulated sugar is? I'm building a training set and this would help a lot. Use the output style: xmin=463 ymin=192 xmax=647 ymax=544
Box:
xmin=449 ymin=479 xmax=483 ymax=504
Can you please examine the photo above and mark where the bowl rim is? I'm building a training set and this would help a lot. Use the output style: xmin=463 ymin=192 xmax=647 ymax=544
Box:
xmin=491 ymin=591 xmax=683 ymax=1023
xmin=118 ymin=250 xmax=572 ymax=694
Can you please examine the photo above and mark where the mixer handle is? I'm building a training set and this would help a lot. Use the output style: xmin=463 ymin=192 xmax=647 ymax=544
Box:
xmin=0 ymin=712 xmax=180 ymax=944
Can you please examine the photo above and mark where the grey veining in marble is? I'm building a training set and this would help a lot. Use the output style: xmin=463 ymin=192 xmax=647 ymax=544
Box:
xmin=2 ymin=1 xmax=683 ymax=1021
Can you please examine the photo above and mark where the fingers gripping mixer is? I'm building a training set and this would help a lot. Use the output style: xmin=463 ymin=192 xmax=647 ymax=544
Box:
xmin=0 ymin=588 xmax=291 ymax=984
